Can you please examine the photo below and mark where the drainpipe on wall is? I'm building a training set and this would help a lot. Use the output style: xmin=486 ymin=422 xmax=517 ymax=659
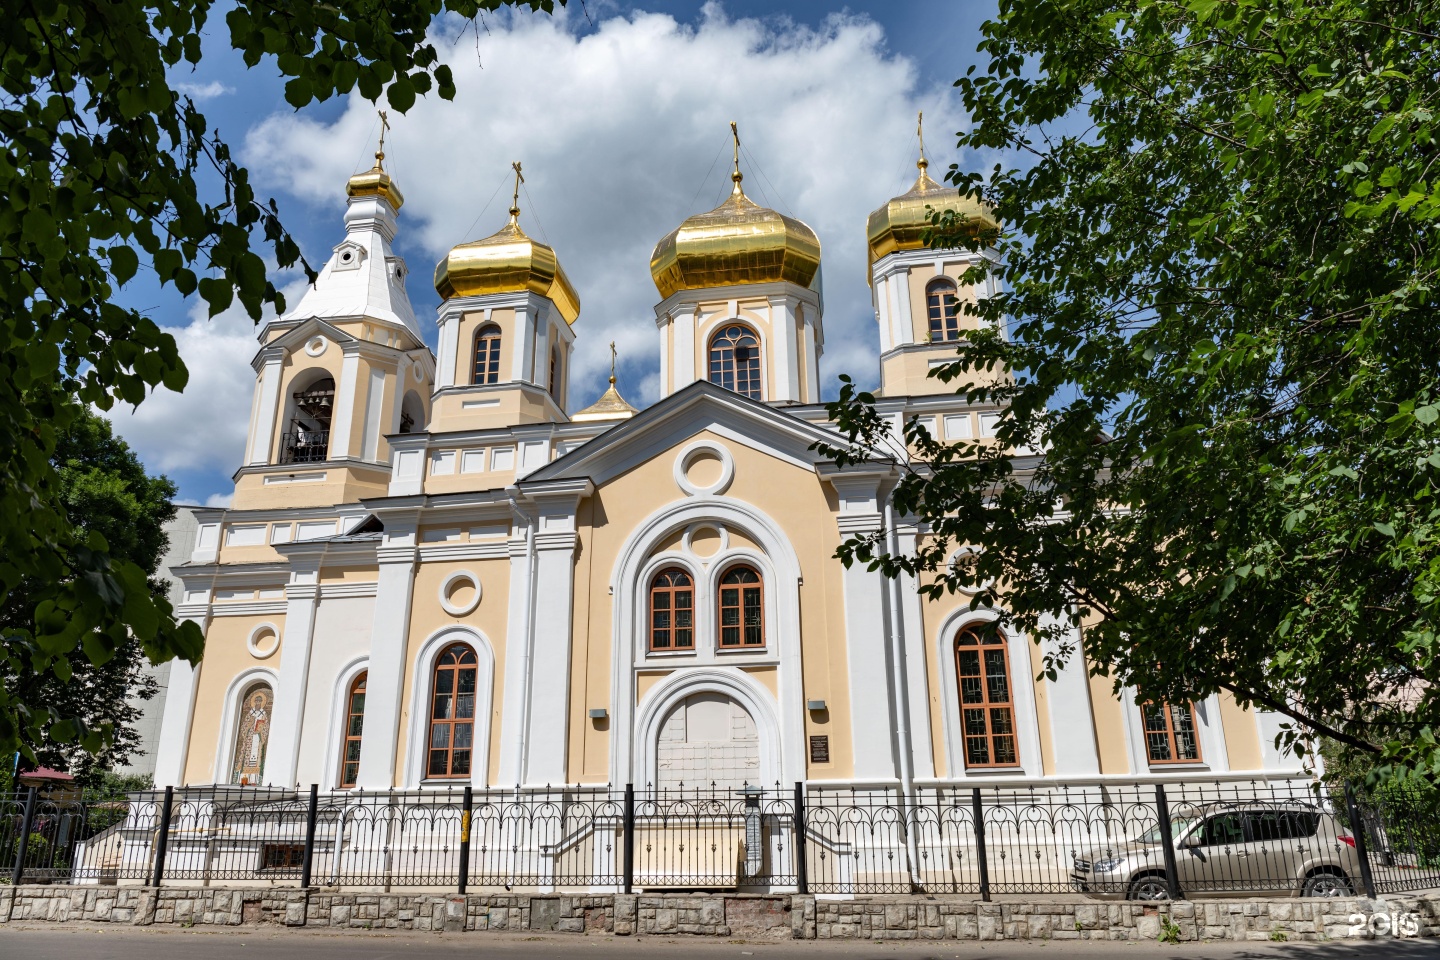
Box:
xmin=884 ymin=497 xmax=924 ymax=891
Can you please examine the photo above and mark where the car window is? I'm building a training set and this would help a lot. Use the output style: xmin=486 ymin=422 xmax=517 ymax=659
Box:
xmin=1195 ymin=813 xmax=1245 ymax=846
xmin=1246 ymin=810 xmax=1320 ymax=841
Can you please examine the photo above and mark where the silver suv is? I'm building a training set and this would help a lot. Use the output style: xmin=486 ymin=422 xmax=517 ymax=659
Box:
xmin=1070 ymin=801 xmax=1363 ymax=900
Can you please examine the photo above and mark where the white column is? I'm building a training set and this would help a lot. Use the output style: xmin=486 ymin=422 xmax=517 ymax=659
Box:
xmin=801 ymin=307 xmax=821 ymax=404
xmin=328 ymin=345 xmax=362 ymax=459
xmin=673 ymin=305 xmax=697 ymax=388
xmin=265 ymin=560 xmax=322 ymax=786
xmin=525 ymin=530 xmax=579 ymax=784
xmin=895 ymin=266 xmax=914 ymax=343
xmin=511 ymin=303 xmax=535 ymax=383
xmin=151 ymin=606 xmax=211 ymax=786
xmin=533 ymin=310 xmax=551 ymax=393
xmin=497 ymin=515 xmax=536 ymax=785
xmin=355 ymin=518 xmax=419 ymax=788
xmin=247 ymin=350 xmax=285 ymax=466
xmin=894 ymin=523 xmax=935 ymax=779
xmin=658 ymin=317 xmax=671 ymax=397
xmin=767 ymin=295 xmax=799 ymax=403
xmin=435 ymin=311 xmax=458 ymax=389
xmin=1038 ymin=611 xmax=1101 ymax=776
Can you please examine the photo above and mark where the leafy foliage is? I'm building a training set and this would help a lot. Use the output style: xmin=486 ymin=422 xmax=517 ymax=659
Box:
xmin=0 ymin=0 xmax=560 ymax=766
xmin=822 ymin=1 xmax=1440 ymax=774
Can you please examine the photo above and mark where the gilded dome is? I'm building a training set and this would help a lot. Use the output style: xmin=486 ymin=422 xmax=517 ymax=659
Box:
xmin=650 ymin=174 xmax=821 ymax=301
xmin=347 ymin=163 xmax=404 ymax=211
xmin=433 ymin=216 xmax=580 ymax=324
xmin=866 ymin=160 xmax=996 ymax=279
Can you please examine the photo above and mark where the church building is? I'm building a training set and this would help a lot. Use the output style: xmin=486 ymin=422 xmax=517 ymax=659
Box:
xmin=153 ymin=131 xmax=1300 ymax=795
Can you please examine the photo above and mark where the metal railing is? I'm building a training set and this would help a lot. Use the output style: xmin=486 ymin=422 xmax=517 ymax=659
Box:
xmin=5 ymin=779 xmax=1439 ymax=899
xmin=279 ymin=430 xmax=329 ymax=464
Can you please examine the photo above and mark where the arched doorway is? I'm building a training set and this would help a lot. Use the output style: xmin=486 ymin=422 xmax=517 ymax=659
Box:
xmin=656 ymin=692 xmax=759 ymax=790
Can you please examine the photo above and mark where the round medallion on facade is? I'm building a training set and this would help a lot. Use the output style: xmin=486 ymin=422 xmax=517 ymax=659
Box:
xmin=947 ymin=546 xmax=994 ymax=595
xmin=304 ymin=336 xmax=327 ymax=357
xmin=247 ymin=622 xmax=281 ymax=659
xmin=674 ymin=440 xmax=735 ymax=497
xmin=683 ymin=523 xmax=728 ymax=559
xmin=439 ymin=570 xmax=483 ymax=616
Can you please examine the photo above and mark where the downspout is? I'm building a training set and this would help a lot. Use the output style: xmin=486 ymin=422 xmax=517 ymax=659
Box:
xmin=884 ymin=496 xmax=924 ymax=891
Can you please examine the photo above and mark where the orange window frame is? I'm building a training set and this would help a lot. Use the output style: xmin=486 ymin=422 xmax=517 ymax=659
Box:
xmin=648 ymin=568 xmax=695 ymax=651
xmin=338 ymin=671 xmax=367 ymax=788
xmin=1141 ymin=701 xmax=1203 ymax=765
xmin=427 ymin=645 xmax=478 ymax=779
xmin=927 ymin=280 xmax=960 ymax=342
xmin=473 ymin=325 xmax=503 ymax=385
xmin=954 ymin=625 xmax=1019 ymax=768
xmin=718 ymin=565 xmax=765 ymax=647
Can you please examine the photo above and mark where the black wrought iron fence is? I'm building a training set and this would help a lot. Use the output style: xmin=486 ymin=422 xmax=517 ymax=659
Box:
xmin=6 ymin=778 xmax=1439 ymax=899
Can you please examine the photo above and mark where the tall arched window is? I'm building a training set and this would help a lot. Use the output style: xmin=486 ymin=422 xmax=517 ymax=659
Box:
xmin=708 ymin=324 xmax=762 ymax=400
xmin=230 ymin=682 xmax=274 ymax=785
xmin=927 ymin=279 xmax=961 ymax=342
xmin=649 ymin=569 xmax=695 ymax=651
xmin=549 ymin=345 xmax=562 ymax=404
xmin=1142 ymin=702 xmax=1202 ymax=764
xmin=427 ymin=645 xmax=477 ymax=779
xmin=281 ymin=376 xmax=335 ymax=464
xmin=338 ymin=672 xmax=367 ymax=788
xmin=954 ymin=625 xmax=1017 ymax=768
xmin=718 ymin=565 xmax=764 ymax=647
xmin=472 ymin=324 xmax=503 ymax=385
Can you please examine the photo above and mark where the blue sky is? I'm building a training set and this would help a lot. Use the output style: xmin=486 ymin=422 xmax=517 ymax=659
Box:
xmin=107 ymin=1 xmax=998 ymax=506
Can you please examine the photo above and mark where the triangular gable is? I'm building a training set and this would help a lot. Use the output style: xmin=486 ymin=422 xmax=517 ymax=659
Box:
xmin=258 ymin=316 xmax=358 ymax=357
xmin=522 ymin=380 xmax=879 ymax=489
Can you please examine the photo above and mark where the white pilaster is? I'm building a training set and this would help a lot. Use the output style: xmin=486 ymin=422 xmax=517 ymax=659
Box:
xmin=801 ymin=307 xmax=821 ymax=404
xmin=767 ymin=295 xmax=799 ymax=403
xmin=512 ymin=303 xmax=535 ymax=383
xmin=497 ymin=512 xmax=536 ymax=786
xmin=265 ymin=558 xmax=323 ymax=786
xmin=894 ymin=523 xmax=935 ymax=779
xmin=435 ymin=311 xmax=458 ymax=389
xmin=151 ymin=606 xmax=211 ymax=786
xmin=329 ymin=345 xmax=363 ymax=459
xmin=355 ymin=515 xmax=419 ymax=789
xmin=673 ymin=306 xmax=697 ymax=391
xmin=1038 ymin=611 xmax=1101 ymax=776
xmin=247 ymin=350 xmax=285 ymax=466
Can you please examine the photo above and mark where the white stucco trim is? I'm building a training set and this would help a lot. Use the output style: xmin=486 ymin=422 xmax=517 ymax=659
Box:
xmin=673 ymin=439 xmax=735 ymax=497
xmin=211 ymin=667 xmax=281 ymax=785
xmin=634 ymin=667 xmax=783 ymax=789
xmin=245 ymin=621 xmax=281 ymax=659
xmin=437 ymin=569 xmax=483 ymax=616
xmin=1119 ymin=688 xmax=1231 ymax=775
xmin=402 ymin=626 xmax=497 ymax=789
xmin=320 ymin=655 xmax=371 ymax=790
xmin=933 ymin=608 xmax=1045 ymax=781
xmin=610 ymin=497 xmax=806 ymax=786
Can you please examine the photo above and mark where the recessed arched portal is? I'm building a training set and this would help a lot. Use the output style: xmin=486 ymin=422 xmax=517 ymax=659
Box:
xmin=656 ymin=692 xmax=759 ymax=790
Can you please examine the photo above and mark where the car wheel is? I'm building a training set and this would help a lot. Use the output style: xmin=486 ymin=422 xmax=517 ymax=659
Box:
xmin=1127 ymin=875 xmax=1171 ymax=901
xmin=1303 ymin=872 xmax=1353 ymax=898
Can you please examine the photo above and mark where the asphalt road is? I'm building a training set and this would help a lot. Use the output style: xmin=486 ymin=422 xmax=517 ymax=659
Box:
xmin=0 ymin=925 xmax=1436 ymax=960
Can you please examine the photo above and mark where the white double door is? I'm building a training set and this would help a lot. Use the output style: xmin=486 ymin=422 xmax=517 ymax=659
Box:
xmin=656 ymin=692 xmax=760 ymax=791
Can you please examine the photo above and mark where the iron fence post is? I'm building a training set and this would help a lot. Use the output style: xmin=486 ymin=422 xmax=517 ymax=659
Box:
xmin=150 ymin=786 xmax=174 ymax=888
xmin=300 ymin=784 xmax=319 ymax=888
xmin=793 ymin=781 xmax=808 ymax=894
xmin=970 ymin=787 xmax=990 ymax=902
xmin=1344 ymin=782 xmax=1378 ymax=899
xmin=458 ymin=785 xmax=473 ymax=894
xmin=623 ymin=783 xmax=635 ymax=894
xmin=11 ymin=786 xmax=38 ymax=886
xmin=1154 ymin=784 xmax=1184 ymax=901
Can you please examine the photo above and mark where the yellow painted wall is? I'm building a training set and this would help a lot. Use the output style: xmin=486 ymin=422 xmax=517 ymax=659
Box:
xmin=183 ymin=614 xmax=286 ymax=784
xmin=1218 ymin=690 xmax=1263 ymax=772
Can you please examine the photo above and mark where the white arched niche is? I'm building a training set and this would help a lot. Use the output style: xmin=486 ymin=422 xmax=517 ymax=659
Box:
xmin=934 ymin=608 xmax=1045 ymax=780
xmin=212 ymin=667 xmax=280 ymax=785
xmin=635 ymin=668 xmax=783 ymax=789
xmin=321 ymin=655 xmax=371 ymax=790
xmin=609 ymin=497 xmax=805 ymax=786
xmin=402 ymin=626 xmax=497 ymax=788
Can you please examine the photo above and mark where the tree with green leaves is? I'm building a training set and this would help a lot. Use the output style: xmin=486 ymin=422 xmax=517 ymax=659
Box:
xmin=823 ymin=0 xmax=1440 ymax=779
xmin=0 ymin=0 xmax=560 ymax=767
xmin=2 ymin=411 xmax=176 ymax=784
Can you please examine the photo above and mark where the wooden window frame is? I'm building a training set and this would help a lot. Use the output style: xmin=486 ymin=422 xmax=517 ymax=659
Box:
xmin=1141 ymin=701 xmax=1203 ymax=765
xmin=717 ymin=564 xmax=765 ymax=648
xmin=648 ymin=568 xmax=696 ymax=652
xmin=954 ymin=625 xmax=1020 ymax=769
xmin=338 ymin=671 xmax=367 ymax=789
xmin=548 ymin=345 xmax=562 ymax=404
xmin=426 ymin=644 xmax=478 ymax=780
xmin=707 ymin=324 xmax=763 ymax=400
xmin=472 ymin=324 xmax=503 ymax=385
xmin=927 ymin=279 xmax=961 ymax=343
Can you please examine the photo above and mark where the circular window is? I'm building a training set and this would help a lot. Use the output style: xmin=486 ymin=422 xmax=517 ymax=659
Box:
xmin=412 ymin=364 xmax=424 ymax=383
xmin=948 ymin=547 xmax=994 ymax=595
xmin=683 ymin=523 xmax=727 ymax=559
xmin=340 ymin=250 xmax=354 ymax=264
xmin=304 ymin=337 xmax=327 ymax=357
xmin=673 ymin=440 xmax=734 ymax=497
xmin=247 ymin=623 xmax=280 ymax=659
xmin=439 ymin=570 xmax=482 ymax=617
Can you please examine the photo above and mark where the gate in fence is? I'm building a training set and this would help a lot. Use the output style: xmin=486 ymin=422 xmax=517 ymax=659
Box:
xmin=5 ymin=779 xmax=1440 ymax=898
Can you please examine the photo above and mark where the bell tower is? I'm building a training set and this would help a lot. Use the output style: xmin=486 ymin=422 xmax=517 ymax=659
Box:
xmin=233 ymin=124 xmax=436 ymax=510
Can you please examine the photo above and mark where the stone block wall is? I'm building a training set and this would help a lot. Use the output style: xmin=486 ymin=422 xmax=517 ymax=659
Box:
xmin=2 ymin=885 xmax=1437 ymax=942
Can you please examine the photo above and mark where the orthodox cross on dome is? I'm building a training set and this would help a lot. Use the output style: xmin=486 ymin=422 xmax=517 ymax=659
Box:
xmin=609 ymin=340 xmax=617 ymax=384
xmin=729 ymin=121 xmax=745 ymax=192
xmin=375 ymin=109 xmax=390 ymax=169
xmin=509 ymin=161 xmax=525 ymax=221
xmin=917 ymin=110 xmax=928 ymax=173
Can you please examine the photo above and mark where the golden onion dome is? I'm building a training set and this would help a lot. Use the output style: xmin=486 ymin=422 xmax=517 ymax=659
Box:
xmin=433 ymin=213 xmax=580 ymax=324
xmin=866 ymin=158 xmax=996 ymax=281
xmin=650 ymin=172 xmax=821 ymax=301
xmin=346 ymin=156 xmax=404 ymax=211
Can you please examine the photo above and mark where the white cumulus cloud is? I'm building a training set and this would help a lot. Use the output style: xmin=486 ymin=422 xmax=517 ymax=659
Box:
xmin=244 ymin=4 xmax=967 ymax=408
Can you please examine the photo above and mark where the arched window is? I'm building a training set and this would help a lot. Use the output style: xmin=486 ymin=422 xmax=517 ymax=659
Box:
xmin=472 ymin=324 xmax=503 ymax=385
xmin=708 ymin=324 xmax=762 ymax=400
xmin=549 ymin=345 xmax=562 ymax=404
xmin=230 ymin=682 xmax=274 ymax=785
xmin=281 ymin=376 xmax=335 ymax=464
xmin=427 ymin=645 xmax=478 ymax=779
xmin=338 ymin=672 xmax=367 ymax=788
xmin=649 ymin=569 xmax=695 ymax=651
xmin=927 ymin=279 xmax=961 ymax=342
xmin=1142 ymin=702 xmax=1202 ymax=764
xmin=718 ymin=565 xmax=764 ymax=647
xmin=954 ymin=625 xmax=1017 ymax=768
